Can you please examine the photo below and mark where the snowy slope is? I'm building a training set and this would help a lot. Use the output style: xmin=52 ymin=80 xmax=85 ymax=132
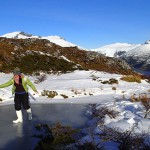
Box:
xmin=42 ymin=35 xmax=77 ymax=47
xmin=0 ymin=70 xmax=149 ymax=105
xmin=92 ymin=43 xmax=140 ymax=57
xmin=1 ymin=31 xmax=81 ymax=48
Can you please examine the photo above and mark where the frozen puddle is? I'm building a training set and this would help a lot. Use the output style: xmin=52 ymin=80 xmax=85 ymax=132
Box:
xmin=0 ymin=103 xmax=89 ymax=150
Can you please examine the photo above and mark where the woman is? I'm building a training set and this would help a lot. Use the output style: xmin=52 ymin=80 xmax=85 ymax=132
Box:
xmin=0 ymin=67 xmax=38 ymax=123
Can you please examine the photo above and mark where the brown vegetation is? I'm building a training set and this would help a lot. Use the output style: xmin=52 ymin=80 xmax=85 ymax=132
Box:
xmin=120 ymin=75 xmax=141 ymax=83
xmin=131 ymin=93 xmax=150 ymax=118
xmin=0 ymin=37 xmax=136 ymax=75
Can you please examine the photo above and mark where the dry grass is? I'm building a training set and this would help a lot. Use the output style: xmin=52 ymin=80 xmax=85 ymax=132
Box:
xmin=120 ymin=75 xmax=141 ymax=83
xmin=131 ymin=93 xmax=150 ymax=118
xmin=87 ymin=104 xmax=150 ymax=150
xmin=112 ymin=87 xmax=117 ymax=90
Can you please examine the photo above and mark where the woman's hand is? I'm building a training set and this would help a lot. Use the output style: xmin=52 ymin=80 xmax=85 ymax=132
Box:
xmin=33 ymin=91 xmax=39 ymax=95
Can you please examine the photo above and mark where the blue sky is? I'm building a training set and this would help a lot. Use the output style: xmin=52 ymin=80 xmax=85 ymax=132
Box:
xmin=0 ymin=0 xmax=150 ymax=49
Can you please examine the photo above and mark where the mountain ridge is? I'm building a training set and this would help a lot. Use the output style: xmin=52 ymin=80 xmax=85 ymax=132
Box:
xmin=121 ymin=43 xmax=150 ymax=71
xmin=0 ymin=32 xmax=134 ymax=75
xmin=92 ymin=41 xmax=150 ymax=71
xmin=91 ymin=42 xmax=140 ymax=57
xmin=1 ymin=31 xmax=87 ymax=49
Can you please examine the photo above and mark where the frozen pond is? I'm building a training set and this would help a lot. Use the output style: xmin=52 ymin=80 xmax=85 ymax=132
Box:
xmin=0 ymin=103 xmax=89 ymax=150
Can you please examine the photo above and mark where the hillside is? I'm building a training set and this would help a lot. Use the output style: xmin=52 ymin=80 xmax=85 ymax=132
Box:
xmin=0 ymin=32 xmax=134 ymax=75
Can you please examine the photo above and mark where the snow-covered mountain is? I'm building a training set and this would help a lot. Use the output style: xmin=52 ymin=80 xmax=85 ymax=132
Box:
xmin=121 ymin=41 xmax=150 ymax=71
xmin=144 ymin=40 xmax=150 ymax=44
xmin=92 ymin=43 xmax=140 ymax=57
xmin=1 ymin=31 xmax=82 ymax=48
xmin=92 ymin=41 xmax=150 ymax=71
xmin=1 ymin=31 xmax=150 ymax=72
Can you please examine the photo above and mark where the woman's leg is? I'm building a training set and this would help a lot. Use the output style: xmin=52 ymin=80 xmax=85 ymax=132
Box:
xmin=13 ymin=94 xmax=23 ymax=123
xmin=14 ymin=94 xmax=22 ymax=111
xmin=21 ymin=93 xmax=30 ymax=110
xmin=22 ymin=93 xmax=32 ymax=120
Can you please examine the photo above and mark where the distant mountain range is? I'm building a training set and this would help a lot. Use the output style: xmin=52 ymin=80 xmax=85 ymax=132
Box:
xmin=91 ymin=43 xmax=140 ymax=57
xmin=0 ymin=31 xmax=133 ymax=75
xmin=92 ymin=41 xmax=150 ymax=71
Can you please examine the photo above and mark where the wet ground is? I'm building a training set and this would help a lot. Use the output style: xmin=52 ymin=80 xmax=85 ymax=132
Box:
xmin=0 ymin=103 xmax=89 ymax=150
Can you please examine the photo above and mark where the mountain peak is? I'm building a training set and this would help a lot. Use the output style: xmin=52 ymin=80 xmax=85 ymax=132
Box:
xmin=1 ymin=31 xmax=40 ymax=39
xmin=0 ymin=31 xmax=80 ymax=48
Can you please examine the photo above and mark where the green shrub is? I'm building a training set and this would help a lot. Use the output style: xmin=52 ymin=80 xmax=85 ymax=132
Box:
xmin=112 ymin=87 xmax=116 ymax=90
xmin=34 ymin=123 xmax=78 ymax=150
xmin=101 ymin=78 xmax=118 ymax=84
xmin=2 ymin=53 xmax=80 ymax=74
xmin=41 ymin=90 xmax=58 ymax=98
xmin=101 ymin=80 xmax=109 ymax=84
xmin=109 ymin=78 xmax=118 ymax=84
xmin=60 ymin=94 xmax=68 ymax=99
